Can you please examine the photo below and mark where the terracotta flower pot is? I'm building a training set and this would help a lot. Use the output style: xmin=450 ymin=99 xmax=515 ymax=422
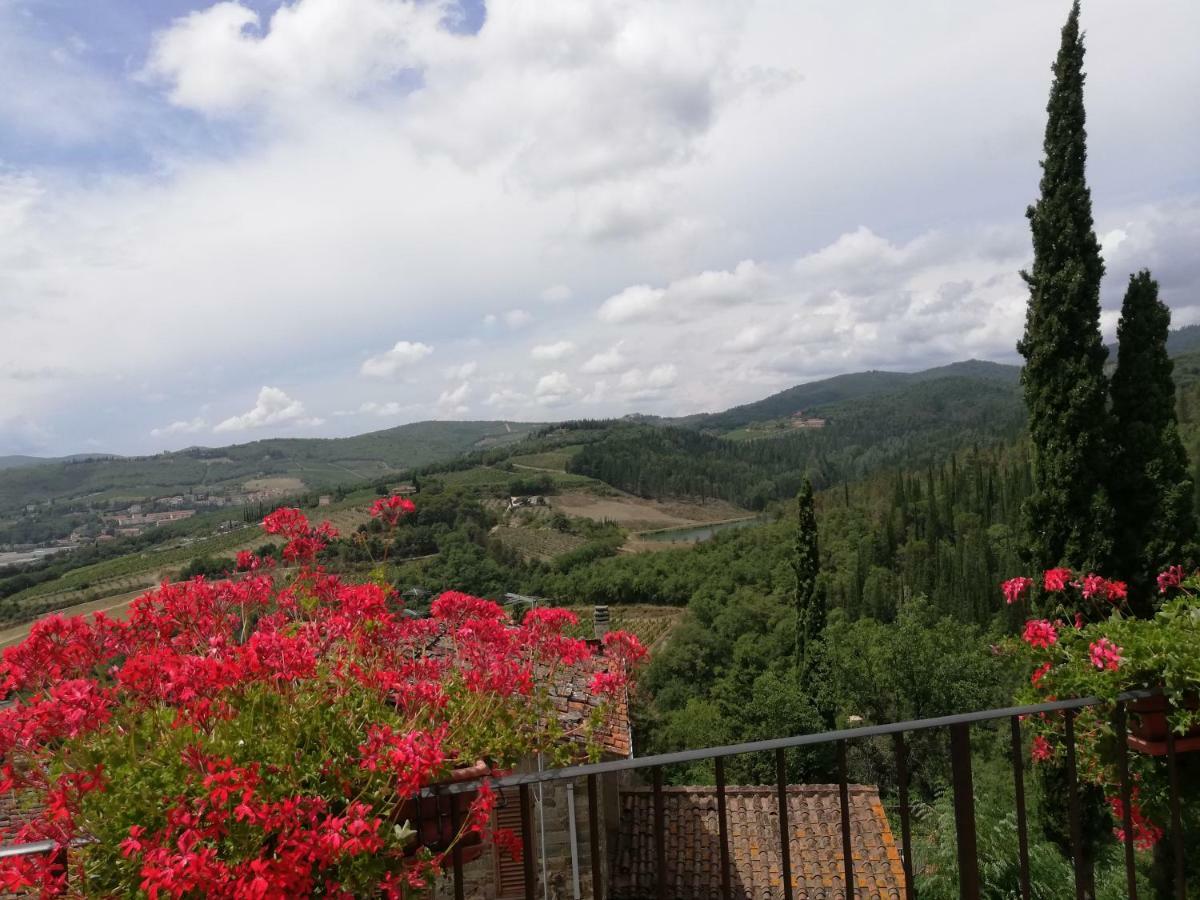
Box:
xmin=1127 ymin=694 xmax=1200 ymax=756
xmin=398 ymin=760 xmax=491 ymax=864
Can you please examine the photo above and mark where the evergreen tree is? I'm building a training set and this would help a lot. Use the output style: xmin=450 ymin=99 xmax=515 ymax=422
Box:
xmin=1019 ymin=7 xmax=1111 ymax=895
xmin=1110 ymin=270 xmax=1196 ymax=613
xmin=793 ymin=479 xmax=826 ymax=681
xmin=1017 ymin=0 xmax=1112 ymax=577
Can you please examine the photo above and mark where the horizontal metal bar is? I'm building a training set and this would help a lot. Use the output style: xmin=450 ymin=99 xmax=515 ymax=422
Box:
xmin=420 ymin=690 xmax=1156 ymax=796
xmin=0 ymin=840 xmax=57 ymax=860
xmin=0 ymin=689 xmax=1161 ymax=865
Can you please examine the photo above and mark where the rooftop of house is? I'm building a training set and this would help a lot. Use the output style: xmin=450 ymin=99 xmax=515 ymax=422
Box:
xmin=610 ymin=784 xmax=906 ymax=900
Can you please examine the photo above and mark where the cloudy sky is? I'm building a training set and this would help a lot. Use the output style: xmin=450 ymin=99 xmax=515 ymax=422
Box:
xmin=2 ymin=0 xmax=1198 ymax=456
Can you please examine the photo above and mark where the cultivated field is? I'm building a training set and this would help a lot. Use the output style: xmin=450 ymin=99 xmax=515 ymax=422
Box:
xmin=549 ymin=491 xmax=747 ymax=531
xmin=490 ymin=524 xmax=589 ymax=562
xmin=559 ymin=604 xmax=686 ymax=654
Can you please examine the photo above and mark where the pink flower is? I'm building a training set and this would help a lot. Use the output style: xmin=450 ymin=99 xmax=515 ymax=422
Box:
xmin=1157 ymin=565 xmax=1184 ymax=594
xmin=1022 ymin=619 xmax=1058 ymax=650
xmin=1082 ymin=574 xmax=1127 ymax=604
xmin=1002 ymin=577 xmax=1033 ymax=605
xmin=1089 ymin=637 xmax=1122 ymax=671
xmin=1031 ymin=734 xmax=1053 ymax=763
xmin=1043 ymin=568 xmax=1073 ymax=592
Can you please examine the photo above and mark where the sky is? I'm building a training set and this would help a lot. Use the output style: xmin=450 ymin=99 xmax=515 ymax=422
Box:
xmin=1 ymin=0 xmax=1198 ymax=457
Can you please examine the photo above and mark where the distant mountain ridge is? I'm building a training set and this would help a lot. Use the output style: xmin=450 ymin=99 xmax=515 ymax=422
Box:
xmin=8 ymin=323 xmax=1198 ymax=512
xmin=0 ymin=454 xmax=122 ymax=471
xmin=691 ymin=359 xmax=1020 ymax=431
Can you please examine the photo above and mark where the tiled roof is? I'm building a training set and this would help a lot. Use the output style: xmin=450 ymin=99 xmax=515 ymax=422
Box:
xmin=0 ymin=789 xmax=34 ymax=841
xmin=611 ymin=785 xmax=906 ymax=899
xmin=544 ymin=649 xmax=632 ymax=758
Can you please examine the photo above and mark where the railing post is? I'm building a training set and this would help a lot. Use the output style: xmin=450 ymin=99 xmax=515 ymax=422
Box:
xmin=449 ymin=789 xmax=465 ymax=900
xmin=1165 ymin=725 xmax=1185 ymax=900
xmin=892 ymin=732 xmax=915 ymax=898
xmin=775 ymin=747 xmax=794 ymax=900
xmin=1112 ymin=702 xmax=1139 ymax=900
xmin=653 ymin=766 xmax=666 ymax=900
xmin=519 ymin=783 xmax=536 ymax=900
xmin=715 ymin=756 xmax=732 ymax=900
xmin=836 ymin=740 xmax=855 ymax=896
xmin=1010 ymin=716 xmax=1032 ymax=900
xmin=1063 ymin=710 xmax=1087 ymax=900
xmin=587 ymin=774 xmax=603 ymax=900
xmin=949 ymin=722 xmax=980 ymax=900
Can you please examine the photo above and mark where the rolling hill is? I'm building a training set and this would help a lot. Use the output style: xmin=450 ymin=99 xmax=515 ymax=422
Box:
xmin=0 ymin=421 xmax=540 ymax=514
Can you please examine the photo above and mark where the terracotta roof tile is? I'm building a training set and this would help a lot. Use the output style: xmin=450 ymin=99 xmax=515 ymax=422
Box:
xmin=611 ymin=785 xmax=906 ymax=899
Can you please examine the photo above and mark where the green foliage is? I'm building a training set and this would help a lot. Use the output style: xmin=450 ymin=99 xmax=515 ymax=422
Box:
xmin=793 ymin=479 xmax=825 ymax=683
xmin=1017 ymin=0 xmax=1113 ymax=576
xmin=568 ymin=377 xmax=1025 ymax=510
xmin=177 ymin=555 xmax=237 ymax=580
xmin=818 ymin=601 xmax=1013 ymax=799
xmin=1110 ymin=270 xmax=1196 ymax=610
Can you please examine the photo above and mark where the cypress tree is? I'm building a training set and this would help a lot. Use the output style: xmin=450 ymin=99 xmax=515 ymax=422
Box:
xmin=1019 ymin=7 xmax=1111 ymax=894
xmin=793 ymin=479 xmax=825 ymax=683
xmin=1110 ymin=270 xmax=1196 ymax=615
xmin=1017 ymin=0 xmax=1113 ymax=577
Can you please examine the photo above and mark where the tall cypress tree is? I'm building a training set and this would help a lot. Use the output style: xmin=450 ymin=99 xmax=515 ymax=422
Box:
xmin=1019 ymin=7 xmax=1111 ymax=894
xmin=1110 ymin=270 xmax=1196 ymax=614
xmin=793 ymin=479 xmax=825 ymax=683
xmin=1017 ymin=0 xmax=1113 ymax=577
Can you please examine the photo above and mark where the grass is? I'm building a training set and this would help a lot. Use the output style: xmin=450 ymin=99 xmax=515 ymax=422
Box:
xmin=508 ymin=445 xmax=583 ymax=472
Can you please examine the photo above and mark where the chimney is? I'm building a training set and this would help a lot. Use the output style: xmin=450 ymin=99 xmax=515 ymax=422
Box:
xmin=593 ymin=605 xmax=610 ymax=641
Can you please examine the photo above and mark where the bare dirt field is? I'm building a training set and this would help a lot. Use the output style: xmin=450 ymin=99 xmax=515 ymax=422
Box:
xmin=548 ymin=491 xmax=747 ymax=530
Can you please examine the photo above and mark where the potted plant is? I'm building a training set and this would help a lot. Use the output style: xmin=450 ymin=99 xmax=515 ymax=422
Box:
xmin=0 ymin=499 xmax=645 ymax=897
xmin=1003 ymin=567 xmax=1200 ymax=848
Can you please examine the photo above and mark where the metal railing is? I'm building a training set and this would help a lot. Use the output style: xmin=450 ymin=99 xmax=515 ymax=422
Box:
xmin=0 ymin=690 xmax=1189 ymax=899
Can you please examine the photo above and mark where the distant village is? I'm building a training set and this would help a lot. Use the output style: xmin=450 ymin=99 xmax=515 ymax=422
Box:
xmin=0 ymin=483 xmax=299 ymax=567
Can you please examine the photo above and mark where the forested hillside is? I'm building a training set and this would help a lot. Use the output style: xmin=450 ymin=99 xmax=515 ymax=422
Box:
xmin=568 ymin=375 xmax=1025 ymax=507
xmin=0 ymin=420 xmax=538 ymax=514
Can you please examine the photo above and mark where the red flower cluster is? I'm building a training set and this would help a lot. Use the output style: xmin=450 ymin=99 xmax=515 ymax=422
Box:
xmin=0 ymin=505 xmax=644 ymax=897
xmin=369 ymin=495 xmax=416 ymax=528
xmin=1030 ymin=734 xmax=1053 ymax=763
xmin=1042 ymin=568 xmax=1073 ymax=592
xmin=1157 ymin=565 xmax=1185 ymax=594
xmin=1106 ymin=789 xmax=1164 ymax=850
xmin=262 ymin=507 xmax=338 ymax=562
xmin=1002 ymin=576 xmax=1033 ymax=605
xmin=1088 ymin=637 xmax=1122 ymax=671
xmin=1022 ymin=619 xmax=1058 ymax=649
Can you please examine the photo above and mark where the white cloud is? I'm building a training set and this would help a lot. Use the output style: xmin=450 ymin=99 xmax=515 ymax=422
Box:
xmin=150 ymin=417 xmax=207 ymax=437
xmin=534 ymin=371 xmax=575 ymax=406
xmin=596 ymin=285 xmax=665 ymax=324
xmin=485 ymin=387 xmax=526 ymax=408
xmin=335 ymin=400 xmax=405 ymax=417
xmin=540 ymin=284 xmax=572 ymax=303
xmin=618 ymin=364 xmax=678 ymax=397
xmin=597 ymin=260 xmax=766 ymax=323
xmin=581 ymin=342 xmax=627 ymax=374
xmin=6 ymin=0 xmax=1200 ymax=454
xmin=360 ymin=341 xmax=434 ymax=378
xmin=726 ymin=325 xmax=769 ymax=353
xmin=142 ymin=0 xmax=450 ymax=117
xmin=445 ymin=361 xmax=478 ymax=380
xmin=503 ymin=309 xmax=533 ymax=329
xmin=531 ymin=340 xmax=576 ymax=361
xmin=214 ymin=387 xmax=323 ymax=432
xmin=437 ymin=381 xmax=471 ymax=415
